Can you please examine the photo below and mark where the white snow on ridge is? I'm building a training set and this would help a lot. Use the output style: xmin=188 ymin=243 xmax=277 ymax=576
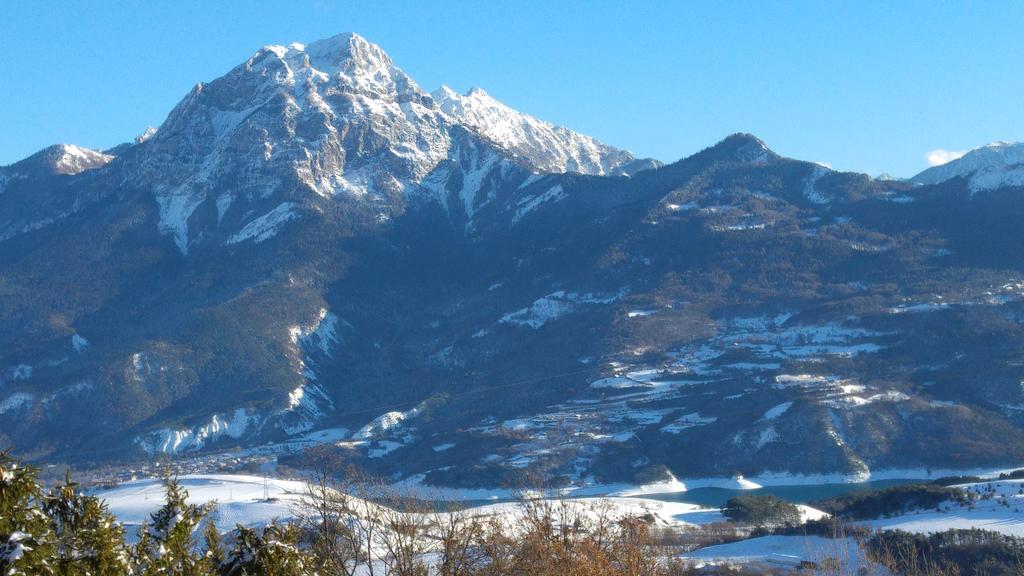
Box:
xmin=227 ymin=202 xmax=299 ymax=244
xmin=139 ymin=32 xmax=650 ymax=253
xmin=135 ymin=126 xmax=158 ymax=144
xmin=432 ymin=85 xmax=639 ymax=176
xmin=50 ymin=144 xmax=114 ymax=175
xmin=500 ymin=290 xmax=620 ymax=329
xmin=589 ymin=376 xmax=638 ymax=389
xmin=889 ymin=302 xmax=950 ymax=314
xmin=135 ymin=408 xmax=257 ymax=454
xmin=281 ymin=382 xmax=332 ymax=434
xmin=500 ymin=292 xmax=575 ymax=328
xmin=912 ymin=141 xmax=1024 ymax=192
xmin=761 ymin=402 xmax=793 ymax=421
xmin=661 ymin=412 xmax=717 ymax=433
xmin=665 ymin=202 xmax=697 ymax=212
xmin=354 ymin=408 xmax=420 ymax=440
xmin=292 ymin=308 xmax=341 ymax=358
xmin=0 ymin=393 xmax=34 ymax=415
xmin=772 ymin=374 xmax=908 ymax=409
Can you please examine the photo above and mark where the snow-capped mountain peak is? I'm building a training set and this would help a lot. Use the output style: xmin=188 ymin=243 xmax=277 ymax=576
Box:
xmin=134 ymin=127 xmax=158 ymax=144
xmin=432 ymin=84 xmax=651 ymax=176
xmin=134 ymin=32 xmax=452 ymax=253
xmin=912 ymin=140 xmax=1024 ymax=191
xmin=5 ymin=144 xmax=114 ymax=176
xmin=49 ymin=144 xmax=114 ymax=175
xmin=127 ymin=32 xmax=655 ymax=255
xmin=257 ymin=32 xmax=421 ymax=101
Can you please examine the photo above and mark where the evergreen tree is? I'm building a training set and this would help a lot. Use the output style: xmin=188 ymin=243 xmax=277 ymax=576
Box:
xmin=132 ymin=476 xmax=212 ymax=576
xmin=219 ymin=523 xmax=311 ymax=576
xmin=42 ymin=469 xmax=130 ymax=575
xmin=201 ymin=518 xmax=224 ymax=574
xmin=0 ymin=451 xmax=55 ymax=576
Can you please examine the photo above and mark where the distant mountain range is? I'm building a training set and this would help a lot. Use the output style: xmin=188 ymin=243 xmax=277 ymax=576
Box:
xmin=3 ymin=33 xmax=1024 ymax=488
xmin=911 ymin=141 xmax=1024 ymax=191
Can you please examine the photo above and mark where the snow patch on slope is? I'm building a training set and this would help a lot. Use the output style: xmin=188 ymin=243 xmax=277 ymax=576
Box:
xmin=280 ymin=383 xmax=333 ymax=434
xmin=156 ymin=188 xmax=205 ymax=255
xmin=761 ymin=402 xmax=793 ymax=421
xmin=42 ymin=381 xmax=94 ymax=409
xmin=290 ymin=308 xmax=342 ymax=359
xmin=661 ymin=412 xmax=717 ymax=433
xmin=802 ymin=165 xmax=832 ymax=204
xmin=354 ymin=407 xmax=420 ymax=440
xmin=227 ymin=202 xmax=299 ymax=244
xmin=500 ymin=290 xmax=620 ymax=329
xmin=0 ymin=393 xmax=34 ymax=415
xmin=8 ymin=364 xmax=33 ymax=380
xmin=512 ymin=184 xmax=566 ymax=223
xmin=279 ymin=310 xmax=341 ymax=434
xmin=71 ymin=333 xmax=90 ymax=354
xmin=135 ymin=408 xmax=258 ymax=454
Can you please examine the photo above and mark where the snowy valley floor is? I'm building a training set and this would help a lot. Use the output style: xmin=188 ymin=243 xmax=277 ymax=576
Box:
xmin=91 ymin=472 xmax=1024 ymax=570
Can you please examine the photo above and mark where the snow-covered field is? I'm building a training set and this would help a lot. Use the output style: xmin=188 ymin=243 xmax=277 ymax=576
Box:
xmin=683 ymin=535 xmax=869 ymax=571
xmin=96 ymin=473 xmax=829 ymax=538
xmin=94 ymin=473 xmax=1024 ymax=571
xmin=96 ymin=474 xmax=735 ymax=533
xmin=96 ymin=474 xmax=309 ymax=534
xmin=864 ymin=478 xmax=1024 ymax=537
xmin=685 ymin=478 xmax=1024 ymax=569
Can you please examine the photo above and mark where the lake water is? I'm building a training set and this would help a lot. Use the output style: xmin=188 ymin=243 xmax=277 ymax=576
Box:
xmin=644 ymin=479 xmax=919 ymax=508
xmin=451 ymin=479 xmax=923 ymax=510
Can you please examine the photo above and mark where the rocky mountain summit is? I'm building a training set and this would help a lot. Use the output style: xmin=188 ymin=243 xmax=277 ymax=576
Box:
xmin=3 ymin=34 xmax=1024 ymax=489
xmin=123 ymin=32 xmax=654 ymax=254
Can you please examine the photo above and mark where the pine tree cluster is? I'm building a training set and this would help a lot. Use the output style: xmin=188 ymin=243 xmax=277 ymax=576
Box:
xmin=0 ymin=451 xmax=309 ymax=576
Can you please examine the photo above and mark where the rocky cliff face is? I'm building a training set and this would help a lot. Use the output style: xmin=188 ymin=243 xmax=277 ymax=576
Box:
xmin=112 ymin=33 xmax=653 ymax=255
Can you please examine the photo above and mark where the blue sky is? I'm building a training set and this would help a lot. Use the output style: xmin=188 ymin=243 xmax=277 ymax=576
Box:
xmin=1 ymin=1 xmax=1021 ymax=176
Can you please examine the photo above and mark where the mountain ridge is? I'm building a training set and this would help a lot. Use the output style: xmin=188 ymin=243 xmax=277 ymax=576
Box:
xmin=3 ymin=33 xmax=1024 ymax=489
xmin=912 ymin=140 xmax=1024 ymax=191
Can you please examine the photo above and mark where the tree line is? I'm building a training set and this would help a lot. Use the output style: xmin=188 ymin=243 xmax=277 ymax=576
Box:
xmin=6 ymin=449 xmax=1024 ymax=576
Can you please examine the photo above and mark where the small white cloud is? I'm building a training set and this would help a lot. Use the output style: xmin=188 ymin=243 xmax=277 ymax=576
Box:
xmin=814 ymin=161 xmax=833 ymax=169
xmin=926 ymin=149 xmax=967 ymax=167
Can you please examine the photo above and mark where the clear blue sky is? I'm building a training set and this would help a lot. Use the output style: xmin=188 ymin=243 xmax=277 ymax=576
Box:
xmin=1 ymin=1 xmax=1021 ymax=177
